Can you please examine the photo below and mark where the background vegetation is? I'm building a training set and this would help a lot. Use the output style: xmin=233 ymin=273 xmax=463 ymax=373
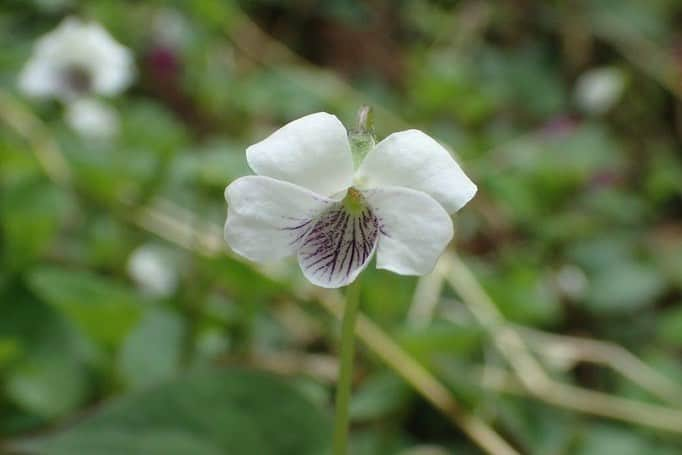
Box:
xmin=2 ymin=0 xmax=682 ymax=453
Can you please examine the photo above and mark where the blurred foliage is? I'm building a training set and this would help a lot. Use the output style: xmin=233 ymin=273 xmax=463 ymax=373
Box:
xmin=1 ymin=0 xmax=682 ymax=454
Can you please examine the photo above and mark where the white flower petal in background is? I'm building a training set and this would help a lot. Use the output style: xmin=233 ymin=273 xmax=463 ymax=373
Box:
xmin=246 ymin=113 xmax=354 ymax=197
xmin=574 ymin=66 xmax=626 ymax=115
xmin=65 ymin=98 xmax=119 ymax=139
xmin=19 ymin=17 xmax=134 ymax=101
xmin=17 ymin=59 xmax=56 ymax=97
xmin=152 ymin=8 xmax=191 ymax=48
xmin=355 ymin=129 xmax=477 ymax=213
xmin=364 ymin=186 xmax=453 ymax=276
xmin=225 ymin=112 xmax=477 ymax=288
xmin=127 ymin=244 xmax=178 ymax=298
xmin=555 ymin=264 xmax=588 ymax=300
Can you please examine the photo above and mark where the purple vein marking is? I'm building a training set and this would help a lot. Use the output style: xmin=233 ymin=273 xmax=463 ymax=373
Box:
xmin=297 ymin=203 xmax=379 ymax=285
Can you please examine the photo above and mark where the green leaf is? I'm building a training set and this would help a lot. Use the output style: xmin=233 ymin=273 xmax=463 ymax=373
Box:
xmin=577 ymin=425 xmax=653 ymax=455
xmin=0 ymin=287 xmax=93 ymax=419
xmin=118 ymin=308 xmax=185 ymax=388
xmin=0 ymin=338 xmax=19 ymax=366
xmin=172 ymin=140 xmax=250 ymax=188
xmin=202 ymin=257 xmax=286 ymax=302
xmin=5 ymin=353 xmax=89 ymax=419
xmin=27 ymin=267 xmax=144 ymax=346
xmin=658 ymin=305 xmax=682 ymax=347
xmin=396 ymin=321 xmax=482 ymax=359
xmin=350 ymin=373 xmax=411 ymax=422
xmin=17 ymin=369 xmax=332 ymax=455
xmin=0 ymin=181 xmax=74 ymax=270
xmin=585 ymin=262 xmax=666 ymax=313
xmin=484 ymin=265 xmax=561 ymax=325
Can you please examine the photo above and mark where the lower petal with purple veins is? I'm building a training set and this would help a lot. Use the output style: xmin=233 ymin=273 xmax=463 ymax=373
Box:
xmin=297 ymin=203 xmax=379 ymax=288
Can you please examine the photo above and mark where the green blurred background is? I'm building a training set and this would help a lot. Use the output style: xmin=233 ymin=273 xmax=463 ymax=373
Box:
xmin=2 ymin=0 xmax=682 ymax=454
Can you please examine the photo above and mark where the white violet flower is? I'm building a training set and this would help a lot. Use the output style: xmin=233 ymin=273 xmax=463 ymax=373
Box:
xmin=18 ymin=17 xmax=134 ymax=101
xmin=574 ymin=66 xmax=625 ymax=115
xmin=65 ymin=97 xmax=119 ymax=139
xmin=224 ymin=112 xmax=477 ymax=288
xmin=127 ymin=244 xmax=178 ymax=298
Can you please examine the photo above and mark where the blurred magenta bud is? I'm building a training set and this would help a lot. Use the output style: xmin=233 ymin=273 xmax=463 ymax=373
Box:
xmin=145 ymin=45 xmax=180 ymax=82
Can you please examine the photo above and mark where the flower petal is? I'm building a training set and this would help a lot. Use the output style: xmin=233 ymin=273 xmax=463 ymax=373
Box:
xmin=18 ymin=59 xmax=59 ymax=98
xmin=355 ymin=129 xmax=477 ymax=213
xmin=65 ymin=98 xmax=119 ymax=139
xmin=225 ymin=176 xmax=334 ymax=262
xmin=246 ymin=112 xmax=354 ymax=197
xmin=84 ymin=22 xmax=135 ymax=96
xmin=298 ymin=203 xmax=379 ymax=288
xmin=364 ymin=186 xmax=453 ymax=275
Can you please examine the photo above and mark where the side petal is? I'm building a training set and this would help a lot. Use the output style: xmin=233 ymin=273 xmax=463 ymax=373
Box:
xmin=246 ymin=112 xmax=354 ymax=197
xmin=355 ymin=129 xmax=477 ymax=213
xmin=364 ymin=186 xmax=454 ymax=276
xmin=298 ymin=203 xmax=379 ymax=288
xmin=225 ymin=176 xmax=334 ymax=262
xmin=18 ymin=59 xmax=58 ymax=98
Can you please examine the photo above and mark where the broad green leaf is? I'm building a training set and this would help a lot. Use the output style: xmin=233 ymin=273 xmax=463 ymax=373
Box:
xmin=362 ymin=269 xmax=416 ymax=322
xmin=172 ymin=140 xmax=250 ymax=188
xmin=5 ymin=353 xmax=89 ymax=419
xmin=585 ymin=262 xmax=666 ymax=313
xmin=350 ymin=373 xmax=411 ymax=422
xmin=27 ymin=267 xmax=144 ymax=346
xmin=201 ymin=257 xmax=286 ymax=302
xmin=495 ymin=397 xmax=575 ymax=454
xmin=484 ymin=265 xmax=561 ymax=325
xmin=17 ymin=368 xmax=332 ymax=455
xmin=577 ymin=425 xmax=653 ymax=455
xmin=0 ymin=338 xmax=19 ymax=366
xmin=118 ymin=308 xmax=185 ymax=388
xmin=658 ymin=305 xmax=682 ymax=347
xmin=396 ymin=321 xmax=482 ymax=359
xmin=0 ymin=181 xmax=74 ymax=270
xmin=0 ymin=288 xmax=93 ymax=418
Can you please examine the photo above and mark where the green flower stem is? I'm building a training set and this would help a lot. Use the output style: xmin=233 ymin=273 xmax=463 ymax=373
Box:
xmin=332 ymin=278 xmax=362 ymax=455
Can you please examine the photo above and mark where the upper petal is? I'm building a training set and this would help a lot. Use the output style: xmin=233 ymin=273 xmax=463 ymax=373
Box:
xmin=85 ymin=22 xmax=134 ymax=95
xmin=364 ymin=186 xmax=453 ymax=276
xmin=225 ymin=176 xmax=334 ymax=263
xmin=246 ymin=112 xmax=354 ymax=197
xmin=355 ymin=129 xmax=477 ymax=213
xmin=297 ymin=198 xmax=379 ymax=288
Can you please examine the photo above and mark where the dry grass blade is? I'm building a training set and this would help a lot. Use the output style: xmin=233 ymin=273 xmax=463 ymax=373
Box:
xmin=444 ymin=253 xmax=682 ymax=434
xmin=517 ymin=326 xmax=682 ymax=405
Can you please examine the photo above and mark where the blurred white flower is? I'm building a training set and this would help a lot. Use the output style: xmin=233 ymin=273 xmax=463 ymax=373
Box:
xmin=574 ymin=67 xmax=626 ymax=115
xmin=127 ymin=245 xmax=178 ymax=298
xmin=555 ymin=264 xmax=588 ymax=300
xmin=224 ymin=112 xmax=477 ymax=288
xmin=152 ymin=8 xmax=191 ymax=48
xmin=65 ymin=98 xmax=119 ymax=139
xmin=18 ymin=17 xmax=134 ymax=101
